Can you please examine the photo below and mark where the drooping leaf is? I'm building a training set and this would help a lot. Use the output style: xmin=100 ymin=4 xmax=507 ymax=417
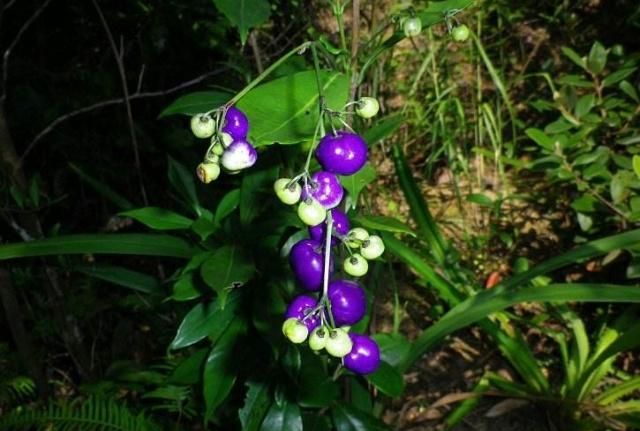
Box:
xmin=168 ymin=156 xmax=202 ymax=217
xmin=237 ymin=70 xmax=349 ymax=147
xmin=362 ymin=114 xmax=403 ymax=146
xmin=159 ymin=91 xmax=231 ymax=117
xmin=120 ymin=207 xmax=194 ymax=230
xmin=259 ymin=398 xmax=303 ymax=431
xmin=340 ymin=164 xmax=376 ymax=209
xmin=212 ymin=0 xmax=271 ymax=45
xmin=352 ymin=215 xmax=415 ymax=237
xmin=201 ymin=246 xmax=255 ymax=306
xmin=76 ymin=265 xmax=160 ymax=294
xmin=239 ymin=380 xmax=272 ymax=431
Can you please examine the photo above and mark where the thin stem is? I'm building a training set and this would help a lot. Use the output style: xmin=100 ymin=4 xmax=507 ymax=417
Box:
xmin=322 ymin=210 xmax=334 ymax=299
xmin=226 ymin=41 xmax=312 ymax=107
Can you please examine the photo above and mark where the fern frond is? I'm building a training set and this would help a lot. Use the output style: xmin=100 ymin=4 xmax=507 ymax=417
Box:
xmin=0 ymin=376 xmax=36 ymax=405
xmin=0 ymin=396 xmax=162 ymax=431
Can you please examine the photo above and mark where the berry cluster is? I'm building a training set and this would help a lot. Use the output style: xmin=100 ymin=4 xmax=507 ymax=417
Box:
xmin=277 ymin=99 xmax=385 ymax=375
xmin=189 ymin=106 xmax=257 ymax=183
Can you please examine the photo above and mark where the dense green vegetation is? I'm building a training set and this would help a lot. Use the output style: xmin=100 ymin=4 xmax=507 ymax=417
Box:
xmin=1 ymin=1 xmax=640 ymax=430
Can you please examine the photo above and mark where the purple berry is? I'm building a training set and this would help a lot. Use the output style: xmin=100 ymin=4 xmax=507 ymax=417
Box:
xmin=301 ymin=171 xmax=344 ymax=209
xmin=327 ymin=279 xmax=366 ymax=326
xmin=344 ymin=334 xmax=381 ymax=375
xmin=222 ymin=106 xmax=249 ymax=140
xmin=285 ymin=295 xmax=320 ymax=332
xmin=221 ymin=140 xmax=257 ymax=171
xmin=289 ymin=239 xmax=327 ymax=291
xmin=309 ymin=208 xmax=350 ymax=244
xmin=315 ymin=131 xmax=368 ymax=176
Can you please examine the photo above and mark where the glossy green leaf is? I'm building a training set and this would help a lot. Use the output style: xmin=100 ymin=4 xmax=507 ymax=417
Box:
xmin=76 ymin=265 xmax=160 ymax=294
xmin=213 ymin=0 xmax=271 ymax=45
xmin=352 ymin=215 xmax=415 ymax=237
xmin=603 ymin=67 xmax=637 ymax=87
xmin=168 ymin=156 xmax=202 ymax=217
xmin=561 ymin=46 xmax=586 ymax=70
xmin=298 ymin=352 xmax=339 ymax=408
xmin=0 ymin=234 xmax=196 ymax=260
xmin=366 ymin=361 xmax=405 ymax=397
xmin=169 ymin=292 xmax=240 ymax=349
xmin=240 ymin=165 xmax=278 ymax=225
xmin=201 ymin=246 xmax=254 ymax=306
xmin=120 ymin=207 xmax=193 ymax=230
xmin=372 ymin=333 xmax=411 ymax=368
xmin=215 ymin=189 xmax=241 ymax=225
xmin=525 ymin=128 xmax=554 ymax=150
xmin=362 ymin=114 xmax=403 ymax=146
xmin=259 ymin=398 xmax=303 ymax=431
xmin=203 ymin=318 xmax=247 ymax=421
xmin=159 ymin=91 xmax=231 ymax=117
xmin=331 ymin=404 xmax=389 ymax=431
xmin=237 ymin=70 xmax=349 ymax=147
xmin=633 ymin=155 xmax=640 ymax=179
xmin=169 ymin=348 xmax=208 ymax=385
xmin=239 ymin=380 xmax=272 ymax=431
xmin=340 ymin=164 xmax=376 ymax=209
xmin=587 ymin=41 xmax=607 ymax=75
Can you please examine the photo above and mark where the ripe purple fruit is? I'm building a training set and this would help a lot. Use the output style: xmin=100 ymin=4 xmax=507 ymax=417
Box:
xmin=222 ymin=106 xmax=249 ymax=140
xmin=327 ymin=279 xmax=366 ymax=326
xmin=315 ymin=131 xmax=368 ymax=176
xmin=221 ymin=140 xmax=257 ymax=172
xmin=301 ymin=171 xmax=344 ymax=209
xmin=343 ymin=333 xmax=381 ymax=375
xmin=285 ymin=294 xmax=320 ymax=332
xmin=309 ymin=208 xmax=350 ymax=244
xmin=289 ymin=239 xmax=328 ymax=291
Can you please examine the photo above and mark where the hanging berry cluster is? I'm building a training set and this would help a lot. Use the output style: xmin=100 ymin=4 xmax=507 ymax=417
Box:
xmin=190 ymin=106 xmax=257 ymax=182
xmin=276 ymin=96 xmax=385 ymax=376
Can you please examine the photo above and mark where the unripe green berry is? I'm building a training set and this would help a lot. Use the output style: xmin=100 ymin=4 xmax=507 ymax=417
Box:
xmin=403 ymin=17 xmax=422 ymax=38
xmin=344 ymin=254 xmax=369 ymax=277
xmin=346 ymin=228 xmax=369 ymax=248
xmin=190 ymin=115 xmax=215 ymax=139
xmin=325 ymin=328 xmax=353 ymax=358
xmin=211 ymin=140 xmax=225 ymax=156
xmin=282 ymin=318 xmax=309 ymax=344
xmin=355 ymin=97 xmax=380 ymax=119
xmin=274 ymin=178 xmax=302 ymax=205
xmin=221 ymin=132 xmax=234 ymax=148
xmin=361 ymin=235 xmax=385 ymax=260
xmin=298 ymin=199 xmax=327 ymax=226
xmin=309 ymin=327 xmax=328 ymax=351
xmin=451 ymin=24 xmax=470 ymax=42
xmin=196 ymin=162 xmax=220 ymax=184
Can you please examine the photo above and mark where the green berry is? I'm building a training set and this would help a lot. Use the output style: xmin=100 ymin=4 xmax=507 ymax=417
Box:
xmin=298 ymin=198 xmax=327 ymax=226
xmin=344 ymin=254 xmax=369 ymax=277
xmin=221 ymin=132 xmax=234 ymax=148
xmin=190 ymin=115 xmax=215 ymax=139
xmin=346 ymin=228 xmax=369 ymax=248
xmin=274 ymin=178 xmax=302 ymax=205
xmin=309 ymin=327 xmax=328 ymax=351
xmin=355 ymin=97 xmax=380 ymax=119
xmin=196 ymin=162 xmax=220 ymax=184
xmin=403 ymin=17 xmax=422 ymax=37
xmin=325 ymin=328 xmax=353 ymax=358
xmin=211 ymin=139 xmax=225 ymax=156
xmin=361 ymin=235 xmax=385 ymax=260
xmin=282 ymin=318 xmax=309 ymax=344
xmin=451 ymin=24 xmax=470 ymax=42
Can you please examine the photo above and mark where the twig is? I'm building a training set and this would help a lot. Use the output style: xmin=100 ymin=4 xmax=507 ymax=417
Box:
xmin=19 ymin=68 xmax=226 ymax=164
xmin=91 ymin=0 xmax=148 ymax=205
xmin=249 ymin=31 xmax=264 ymax=73
xmin=0 ymin=0 xmax=54 ymax=106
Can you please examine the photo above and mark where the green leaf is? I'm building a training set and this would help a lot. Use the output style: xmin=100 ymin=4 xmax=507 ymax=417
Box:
xmin=240 ymin=165 xmax=278 ymax=224
xmin=215 ymin=189 xmax=241 ymax=225
xmin=69 ymin=163 xmax=133 ymax=210
xmin=525 ymin=128 xmax=554 ymax=150
xmin=603 ymin=67 xmax=637 ymax=87
xmin=587 ymin=41 xmax=608 ymax=75
xmin=620 ymin=81 xmax=639 ymax=102
xmin=362 ymin=114 xmax=403 ymax=146
xmin=212 ymin=0 xmax=271 ymax=45
xmin=561 ymin=46 xmax=586 ymax=70
xmin=0 ymin=234 xmax=196 ymax=260
xmin=340 ymin=164 xmax=376 ymax=209
xmin=633 ymin=155 xmax=640 ymax=179
xmin=168 ymin=156 xmax=201 ymax=217
xmin=352 ymin=214 xmax=415 ymax=237
xmin=575 ymin=94 xmax=596 ymax=118
xmin=595 ymin=376 xmax=640 ymax=405
xmin=372 ymin=333 xmax=411 ymax=368
xmin=239 ymin=381 xmax=272 ymax=431
xmin=120 ymin=207 xmax=193 ymax=230
xmin=366 ymin=361 xmax=405 ymax=397
xmin=169 ymin=348 xmax=209 ymax=385
xmin=170 ymin=292 xmax=240 ymax=349
xmin=236 ymin=70 xmax=349 ymax=147
xmin=201 ymin=246 xmax=254 ymax=306
xmin=75 ymin=265 xmax=160 ymax=294
xmin=259 ymin=398 xmax=303 ymax=431
xmin=204 ymin=318 xmax=247 ymax=421
xmin=159 ymin=91 xmax=231 ymax=117
xmin=466 ymin=193 xmax=494 ymax=208
xmin=331 ymin=404 xmax=389 ymax=431
xmin=298 ymin=352 xmax=339 ymax=408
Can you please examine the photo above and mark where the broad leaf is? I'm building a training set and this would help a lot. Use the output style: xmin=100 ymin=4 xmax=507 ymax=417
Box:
xmin=159 ymin=91 xmax=231 ymax=117
xmin=362 ymin=114 xmax=403 ymax=146
xmin=372 ymin=333 xmax=411 ymax=368
xmin=120 ymin=207 xmax=193 ymax=230
xmin=331 ymin=404 xmax=389 ymax=431
xmin=213 ymin=0 xmax=271 ymax=45
xmin=201 ymin=246 xmax=255 ymax=306
xmin=587 ymin=41 xmax=607 ymax=75
xmin=239 ymin=380 xmax=272 ymax=431
xmin=168 ymin=156 xmax=201 ymax=217
xmin=259 ymin=398 xmax=303 ymax=431
xmin=340 ymin=164 xmax=376 ymax=209
xmin=215 ymin=189 xmax=241 ymax=225
xmin=237 ymin=70 xmax=349 ymax=147
xmin=366 ymin=361 xmax=405 ymax=397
